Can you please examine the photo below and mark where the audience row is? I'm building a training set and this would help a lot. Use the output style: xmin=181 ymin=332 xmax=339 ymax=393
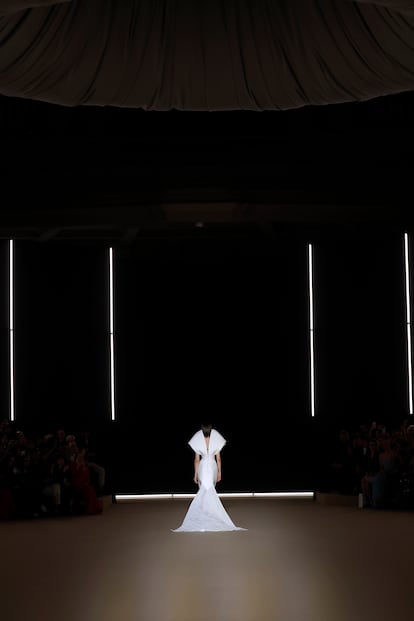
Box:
xmin=2 ymin=416 xmax=414 ymax=520
xmin=324 ymin=419 xmax=414 ymax=509
xmin=0 ymin=419 xmax=105 ymax=520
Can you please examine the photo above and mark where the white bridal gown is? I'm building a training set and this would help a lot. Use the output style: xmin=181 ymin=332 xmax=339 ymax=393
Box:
xmin=172 ymin=429 xmax=247 ymax=532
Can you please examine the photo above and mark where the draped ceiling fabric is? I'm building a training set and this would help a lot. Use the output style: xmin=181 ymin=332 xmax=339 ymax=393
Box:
xmin=0 ymin=1 xmax=413 ymax=110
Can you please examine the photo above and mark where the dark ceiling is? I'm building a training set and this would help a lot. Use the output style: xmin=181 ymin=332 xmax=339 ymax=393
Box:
xmin=0 ymin=90 xmax=413 ymax=243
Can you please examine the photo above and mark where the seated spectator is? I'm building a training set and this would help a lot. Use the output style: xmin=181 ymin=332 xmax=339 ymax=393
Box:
xmin=63 ymin=434 xmax=78 ymax=463
xmin=361 ymin=439 xmax=380 ymax=507
xmin=78 ymin=431 xmax=106 ymax=497
xmin=42 ymin=453 xmax=72 ymax=515
xmin=69 ymin=448 xmax=103 ymax=515
xmin=371 ymin=433 xmax=402 ymax=509
xmin=329 ymin=429 xmax=354 ymax=494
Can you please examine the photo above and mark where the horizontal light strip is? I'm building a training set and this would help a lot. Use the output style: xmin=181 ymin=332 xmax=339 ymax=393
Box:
xmin=115 ymin=491 xmax=315 ymax=502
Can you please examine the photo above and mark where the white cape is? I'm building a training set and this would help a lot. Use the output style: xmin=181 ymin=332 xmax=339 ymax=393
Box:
xmin=172 ymin=429 xmax=247 ymax=533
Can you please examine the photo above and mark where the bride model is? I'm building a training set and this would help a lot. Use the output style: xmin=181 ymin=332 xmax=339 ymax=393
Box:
xmin=172 ymin=422 xmax=246 ymax=532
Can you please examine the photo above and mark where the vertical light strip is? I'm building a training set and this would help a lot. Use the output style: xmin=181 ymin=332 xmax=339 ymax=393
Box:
xmin=109 ymin=247 xmax=116 ymax=421
xmin=308 ymin=244 xmax=315 ymax=417
xmin=404 ymin=233 xmax=413 ymax=415
xmin=9 ymin=240 xmax=15 ymax=422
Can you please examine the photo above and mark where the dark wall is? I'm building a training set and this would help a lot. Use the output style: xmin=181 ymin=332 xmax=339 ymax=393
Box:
xmin=114 ymin=232 xmax=309 ymax=492
xmin=0 ymin=227 xmax=412 ymax=493
xmin=314 ymin=229 xmax=408 ymax=426
xmin=13 ymin=242 xmax=109 ymax=431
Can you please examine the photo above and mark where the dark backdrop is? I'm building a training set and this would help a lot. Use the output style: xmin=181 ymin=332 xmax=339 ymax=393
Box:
xmin=12 ymin=242 xmax=109 ymax=431
xmin=314 ymin=228 xmax=408 ymax=425
xmin=114 ymin=230 xmax=309 ymax=492
xmin=0 ymin=227 xmax=412 ymax=493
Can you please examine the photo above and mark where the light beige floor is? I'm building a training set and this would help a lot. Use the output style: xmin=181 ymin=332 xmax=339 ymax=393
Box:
xmin=2 ymin=498 xmax=414 ymax=621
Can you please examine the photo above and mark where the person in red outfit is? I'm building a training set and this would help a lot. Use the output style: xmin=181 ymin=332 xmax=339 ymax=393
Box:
xmin=69 ymin=448 xmax=102 ymax=515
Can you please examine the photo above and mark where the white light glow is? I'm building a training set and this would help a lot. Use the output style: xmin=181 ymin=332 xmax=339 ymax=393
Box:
xmin=404 ymin=233 xmax=413 ymax=415
xmin=9 ymin=240 xmax=15 ymax=422
xmin=109 ymin=248 xmax=116 ymax=421
xmin=308 ymin=243 xmax=315 ymax=417
xmin=114 ymin=491 xmax=315 ymax=502
xmin=253 ymin=491 xmax=314 ymax=498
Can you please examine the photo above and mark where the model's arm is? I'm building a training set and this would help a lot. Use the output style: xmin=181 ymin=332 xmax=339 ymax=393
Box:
xmin=193 ymin=453 xmax=200 ymax=484
xmin=216 ymin=451 xmax=222 ymax=483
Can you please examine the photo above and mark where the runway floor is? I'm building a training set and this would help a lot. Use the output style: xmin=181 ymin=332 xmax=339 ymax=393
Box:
xmin=2 ymin=497 xmax=414 ymax=621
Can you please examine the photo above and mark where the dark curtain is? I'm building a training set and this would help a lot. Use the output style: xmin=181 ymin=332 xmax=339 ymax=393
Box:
xmin=0 ymin=1 xmax=413 ymax=110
